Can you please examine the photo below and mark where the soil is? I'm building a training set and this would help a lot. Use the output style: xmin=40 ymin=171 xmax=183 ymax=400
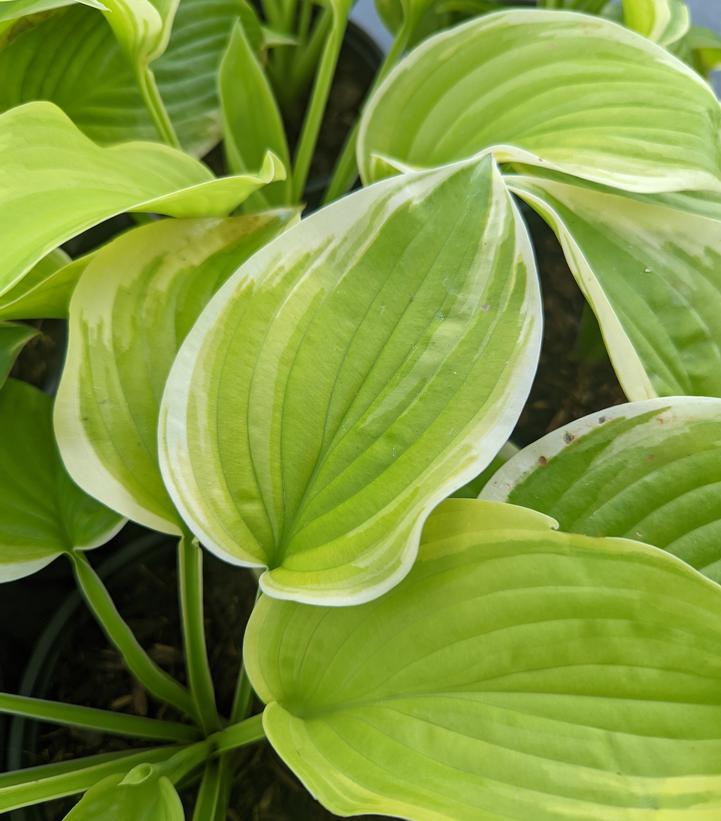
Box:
xmin=511 ymin=205 xmax=626 ymax=446
xmin=9 ymin=532 xmax=382 ymax=820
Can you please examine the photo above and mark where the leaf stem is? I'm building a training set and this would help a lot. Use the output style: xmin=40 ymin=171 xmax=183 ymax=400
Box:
xmin=291 ymin=3 xmax=350 ymax=202
xmin=136 ymin=66 xmax=181 ymax=149
xmin=0 ymin=747 xmax=181 ymax=814
xmin=177 ymin=530 xmax=220 ymax=734
xmin=211 ymin=714 xmax=266 ymax=755
xmin=70 ymin=552 xmax=198 ymax=723
xmin=322 ymin=12 xmax=416 ymax=204
xmin=192 ymin=759 xmax=224 ymax=820
xmin=0 ymin=692 xmax=198 ymax=743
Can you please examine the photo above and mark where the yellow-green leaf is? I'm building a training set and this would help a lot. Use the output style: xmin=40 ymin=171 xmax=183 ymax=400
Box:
xmin=245 ymin=498 xmax=721 ymax=819
xmin=0 ymin=379 xmax=122 ymax=582
xmin=482 ymin=397 xmax=721 ymax=583
xmin=159 ymin=156 xmax=541 ymax=604
xmin=55 ymin=213 xmax=296 ymax=534
xmin=0 ymin=101 xmax=284 ymax=306
xmin=507 ymin=168 xmax=721 ymax=399
xmin=358 ymin=9 xmax=721 ymax=193
xmin=622 ymin=0 xmax=689 ymax=48
xmin=219 ymin=19 xmax=291 ymax=209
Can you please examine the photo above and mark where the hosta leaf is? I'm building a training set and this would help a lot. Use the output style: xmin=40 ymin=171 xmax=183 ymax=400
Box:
xmin=0 ymin=379 xmax=122 ymax=582
xmin=219 ymin=20 xmax=291 ymax=209
xmin=507 ymin=168 xmax=721 ymax=399
xmin=358 ymin=9 xmax=721 ymax=193
xmin=0 ymin=101 xmax=284 ymax=303
xmin=0 ymin=322 xmax=38 ymax=387
xmin=481 ymin=397 xmax=721 ymax=583
xmin=0 ymin=748 xmax=179 ymax=813
xmin=450 ymin=440 xmax=518 ymax=499
xmin=676 ymin=25 xmax=721 ymax=77
xmin=374 ymin=0 xmax=446 ymax=49
xmin=100 ymin=0 xmax=177 ymax=68
xmin=622 ymin=0 xmax=689 ymax=48
xmin=55 ymin=213 xmax=296 ymax=534
xmin=64 ymin=765 xmax=183 ymax=821
xmin=0 ymin=0 xmax=245 ymax=155
xmin=245 ymin=497 xmax=721 ymax=820
xmin=159 ymin=156 xmax=541 ymax=604
xmin=0 ymin=0 xmax=105 ymax=24
xmin=0 ymin=251 xmax=91 ymax=321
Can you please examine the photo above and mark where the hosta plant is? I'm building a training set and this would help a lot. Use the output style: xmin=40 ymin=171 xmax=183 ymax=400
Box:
xmin=1 ymin=0 xmax=721 ymax=818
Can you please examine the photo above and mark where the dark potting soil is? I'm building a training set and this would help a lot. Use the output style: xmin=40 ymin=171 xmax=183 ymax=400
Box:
xmin=11 ymin=538 xmax=382 ymax=820
xmin=512 ymin=206 xmax=626 ymax=446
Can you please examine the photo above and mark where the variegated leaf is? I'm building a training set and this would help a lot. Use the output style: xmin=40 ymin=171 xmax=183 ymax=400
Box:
xmin=507 ymin=168 xmax=721 ymax=399
xmin=0 ymin=379 xmax=123 ymax=582
xmin=55 ymin=213 xmax=295 ymax=534
xmin=481 ymin=397 xmax=721 ymax=583
xmin=0 ymin=102 xmax=284 ymax=305
xmin=159 ymin=156 xmax=541 ymax=604
xmin=358 ymin=9 xmax=721 ymax=193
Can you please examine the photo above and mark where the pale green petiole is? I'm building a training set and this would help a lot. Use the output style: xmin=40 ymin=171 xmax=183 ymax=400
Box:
xmin=178 ymin=530 xmax=220 ymax=734
xmin=0 ymin=692 xmax=199 ymax=743
xmin=69 ymin=552 xmax=199 ymax=723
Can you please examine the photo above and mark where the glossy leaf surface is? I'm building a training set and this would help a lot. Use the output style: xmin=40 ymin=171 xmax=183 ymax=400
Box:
xmin=0 ymin=380 xmax=122 ymax=582
xmin=481 ymin=397 xmax=721 ymax=583
xmin=0 ymin=0 xmax=246 ymax=155
xmin=0 ymin=323 xmax=38 ymax=387
xmin=55 ymin=213 xmax=295 ymax=534
xmin=358 ymin=10 xmax=721 ymax=193
xmin=0 ymin=102 xmax=283 ymax=302
xmin=219 ymin=20 xmax=291 ymax=209
xmin=160 ymin=156 xmax=541 ymax=604
xmin=508 ymin=169 xmax=721 ymax=399
xmin=246 ymin=498 xmax=721 ymax=819
xmin=64 ymin=765 xmax=183 ymax=821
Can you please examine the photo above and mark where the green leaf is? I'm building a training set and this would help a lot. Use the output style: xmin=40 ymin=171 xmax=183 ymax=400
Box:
xmin=0 ymin=251 xmax=92 ymax=320
xmin=245 ymin=497 xmax=721 ymax=819
xmin=374 ymin=0 xmax=447 ymax=49
xmin=100 ymin=0 xmax=177 ymax=68
xmin=507 ymin=168 xmax=721 ymax=399
xmin=0 ymin=747 xmax=179 ymax=813
xmin=481 ymin=397 xmax=721 ymax=583
xmin=0 ymin=0 xmax=105 ymax=24
xmin=622 ymin=0 xmax=689 ymax=48
xmin=0 ymin=321 xmax=38 ymax=386
xmin=0 ymin=379 xmax=122 ymax=581
xmin=0 ymin=692 xmax=199 ymax=742
xmin=358 ymin=9 xmax=721 ymax=193
xmin=680 ymin=24 xmax=721 ymax=75
xmin=64 ymin=765 xmax=183 ymax=821
xmin=159 ymin=156 xmax=541 ymax=604
xmin=450 ymin=440 xmax=518 ymax=498
xmin=55 ymin=212 xmax=296 ymax=534
xmin=219 ymin=20 xmax=291 ymax=209
xmin=0 ymin=0 xmax=247 ymax=155
xmin=0 ymin=101 xmax=284 ymax=305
